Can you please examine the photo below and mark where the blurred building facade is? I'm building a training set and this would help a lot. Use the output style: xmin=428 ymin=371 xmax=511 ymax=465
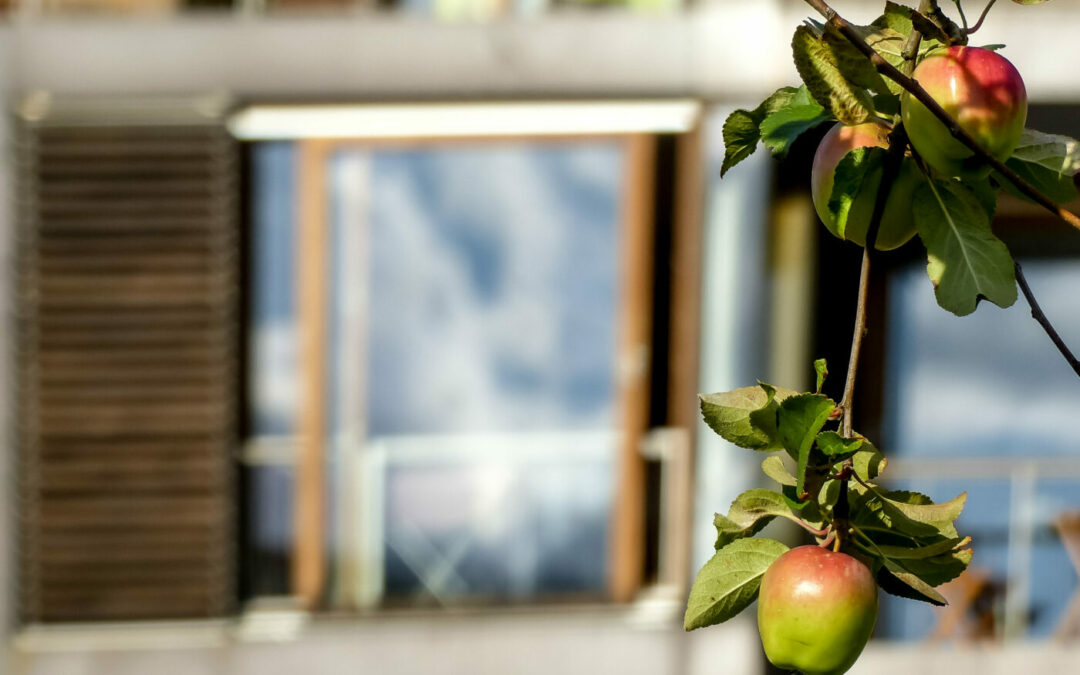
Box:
xmin=1 ymin=1 xmax=1080 ymax=674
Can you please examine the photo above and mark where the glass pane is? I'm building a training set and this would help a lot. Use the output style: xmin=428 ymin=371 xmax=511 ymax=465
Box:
xmin=356 ymin=144 xmax=621 ymax=435
xmin=243 ymin=465 xmax=295 ymax=598
xmin=379 ymin=434 xmax=613 ymax=601
xmin=328 ymin=140 xmax=625 ymax=604
xmin=885 ymin=259 xmax=1080 ymax=458
xmin=249 ymin=142 xmax=299 ymax=438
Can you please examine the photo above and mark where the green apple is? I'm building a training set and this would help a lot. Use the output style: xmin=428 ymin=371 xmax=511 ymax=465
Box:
xmin=810 ymin=122 xmax=921 ymax=251
xmin=757 ymin=545 xmax=878 ymax=675
xmin=901 ymin=45 xmax=1027 ymax=178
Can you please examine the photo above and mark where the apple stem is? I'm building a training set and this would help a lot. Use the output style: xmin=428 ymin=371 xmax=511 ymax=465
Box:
xmin=793 ymin=517 xmax=830 ymax=537
xmin=966 ymin=0 xmax=998 ymax=35
xmin=1015 ymin=262 xmax=1080 ymax=378
xmin=818 ymin=529 xmax=837 ymax=549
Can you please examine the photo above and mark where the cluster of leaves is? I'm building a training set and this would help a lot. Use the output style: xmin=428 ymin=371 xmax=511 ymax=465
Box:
xmin=722 ymin=0 xmax=1080 ymax=317
xmin=684 ymin=361 xmax=971 ymax=631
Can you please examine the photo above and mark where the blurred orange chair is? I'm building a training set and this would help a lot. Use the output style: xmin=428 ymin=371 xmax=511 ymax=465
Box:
xmin=1054 ymin=512 xmax=1080 ymax=640
xmin=928 ymin=567 xmax=999 ymax=642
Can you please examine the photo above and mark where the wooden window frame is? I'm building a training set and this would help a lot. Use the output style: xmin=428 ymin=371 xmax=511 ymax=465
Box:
xmin=284 ymin=123 xmax=703 ymax=608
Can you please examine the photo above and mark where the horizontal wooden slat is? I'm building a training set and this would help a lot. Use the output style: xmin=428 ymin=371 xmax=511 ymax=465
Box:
xmin=38 ymin=461 xmax=220 ymax=494
xmin=38 ymin=254 xmax=216 ymax=273
xmin=36 ymin=306 xmax=222 ymax=329
xmin=30 ymin=524 xmax=219 ymax=544
xmin=36 ymin=141 xmax=226 ymax=159
xmin=39 ymin=178 xmax=222 ymax=198
xmin=37 ymin=272 xmax=226 ymax=298
xmin=39 ymin=384 xmax=226 ymax=403
xmin=37 ymin=440 xmax=227 ymax=466
xmin=38 ymin=418 xmax=226 ymax=439
xmin=35 ymin=591 xmax=220 ymax=622
xmin=36 ymin=368 xmax=225 ymax=388
xmin=35 ymin=235 xmax=222 ymax=257
xmin=36 ymin=495 xmax=227 ymax=527
xmin=37 ymin=158 xmax=218 ymax=180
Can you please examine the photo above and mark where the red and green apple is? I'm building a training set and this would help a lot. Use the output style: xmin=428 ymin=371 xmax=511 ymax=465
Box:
xmin=810 ymin=122 xmax=921 ymax=250
xmin=901 ymin=45 xmax=1027 ymax=177
xmin=757 ymin=545 xmax=878 ymax=675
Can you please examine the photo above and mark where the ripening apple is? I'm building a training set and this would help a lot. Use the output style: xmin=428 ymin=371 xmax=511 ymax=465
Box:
xmin=810 ymin=122 xmax=921 ymax=250
xmin=901 ymin=46 xmax=1027 ymax=178
xmin=757 ymin=545 xmax=878 ymax=675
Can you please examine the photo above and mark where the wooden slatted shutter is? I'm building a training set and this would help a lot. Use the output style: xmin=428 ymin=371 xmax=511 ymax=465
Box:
xmin=16 ymin=96 xmax=238 ymax=622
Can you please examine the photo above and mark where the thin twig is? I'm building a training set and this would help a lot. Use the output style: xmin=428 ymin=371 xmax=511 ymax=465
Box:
xmin=1015 ymin=262 xmax=1080 ymax=378
xmin=848 ymin=467 xmax=876 ymax=492
xmin=839 ymin=250 xmax=872 ymax=439
xmin=967 ymin=0 xmax=998 ymax=34
xmin=802 ymin=0 xmax=1080 ymax=233
xmin=951 ymin=0 xmax=969 ymax=33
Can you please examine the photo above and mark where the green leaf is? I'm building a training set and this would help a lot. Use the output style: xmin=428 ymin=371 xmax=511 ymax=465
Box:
xmin=961 ymin=175 xmax=999 ymax=222
xmin=877 ymin=559 xmax=948 ymax=606
xmin=700 ymin=383 xmax=797 ymax=451
xmin=868 ymin=536 xmax=973 ymax=605
xmin=870 ymin=2 xmax=913 ymax=35
xmin=828 ymin=146 xmax=886 ymax=240
xmin=821 ymin=25 xmax=891 ymax=97
xmin=999 ymin=158 xmax=1079 ymax=205
xmin=813 ymin=358 xmax=828 ymax=394
xmin=684 ymin=538 xmax=789 ymax=631
xmin=1010 ymin=0 xmax=1049 ymax=4
xmin=818 ymin=478 xmax=841 ymax=513
xmin=864 ymin=29 xmax=907 ymax=79
xmin=872 ymin=90 xmax=900 ymax=116
xmin=909 ymin=10 xmax=950 ymax=43
xmin=871 ymin=536 xmax=971 ymax=560
xmin=1010 ymin=129 xmax=1080 ymax=175
xmin=816 ymin=430 xmax=863 ymax=458
xmin=762 ymin=455 xmax=796 ymax=487
xmin=714 ymin=489 xmax=804 ymax=549
xmin=777 ymin=393 xmax=837 ymax=495
xmin=851 ymin=442 xmax=887 ymax=481
xmin=759 ymin=103 xmax=831 ymax=158
xmin=862 ymin=15 xmax=944 ymax=93
xmin=914 ymin=178 xmax=1018 ymax=317
xmin=878 ymin=489 xmax=966 ymax=538
xmin=720 ymin=110 xmax=764 ymax=179
xmin=852 ymin=487 xmax=966 ymax=543
xmin=858 ymin=524 xmax=972 ymax=606
xmin=792 ymin=25 xmax=877 ymax=125
xmin=995 ymin=129 xmax=1080 ymax=205
xmin=891 ymin=548 xmax=973 ymax=586
xmin=721 ymin=86 xmax=821 ymax=177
